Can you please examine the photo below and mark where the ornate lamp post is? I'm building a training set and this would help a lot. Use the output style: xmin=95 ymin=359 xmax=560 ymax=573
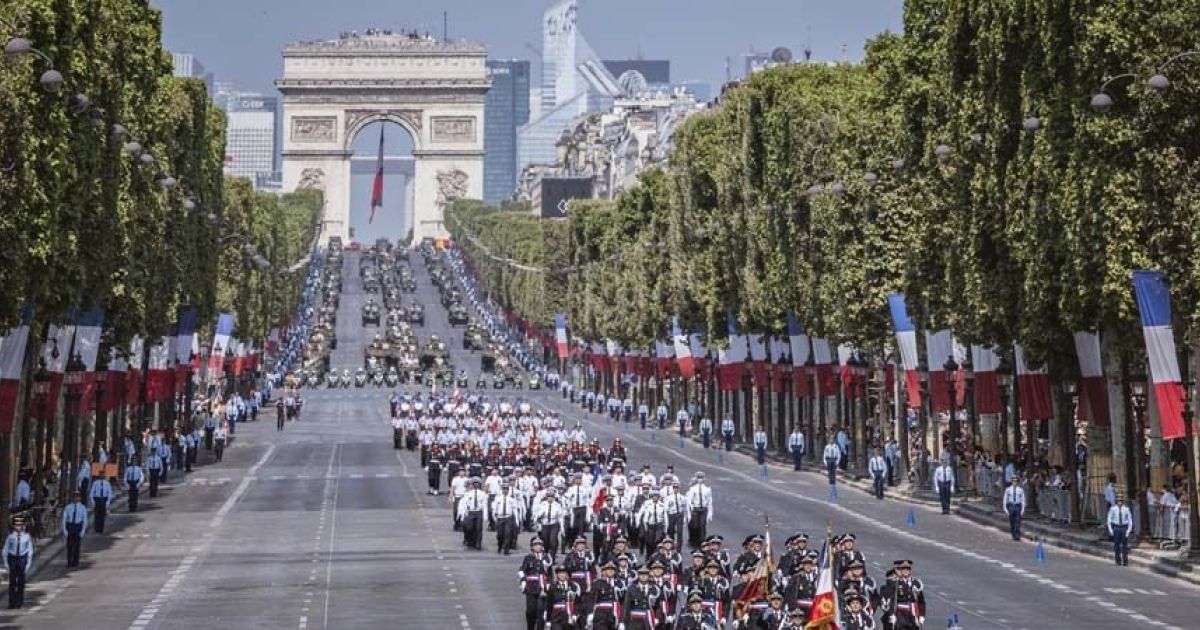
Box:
xmin=1060 ymin=379 xmax=1080 ymax=526
xmin=61 ymin=352 xmax=85 ymax=507
xmin=1129 ymin=378 xmax=1150 ymax=533
xmin=94 ymin=365 xmax=107 ymax=459
xmin=945 ymin=357 xmax=961 ymax=491
xmin=24 ymin=362 xmax=50 ymax=469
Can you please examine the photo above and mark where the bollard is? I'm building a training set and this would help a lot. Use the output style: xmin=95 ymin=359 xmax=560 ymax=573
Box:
xmin=760 ymin=465 xmax=768 ymax=481
xmin=906 ymin=507 xmax=917 ymax=528
xmin=1035 ymin=539 xmax=1046 ymax=562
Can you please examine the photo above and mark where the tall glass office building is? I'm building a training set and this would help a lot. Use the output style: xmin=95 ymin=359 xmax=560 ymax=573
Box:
xmin=484 ymin=60 xmax=531 ymax=204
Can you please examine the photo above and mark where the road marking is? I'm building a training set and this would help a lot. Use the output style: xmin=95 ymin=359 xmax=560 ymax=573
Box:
xmin=127 ymin=444 xmax=276 ymax=630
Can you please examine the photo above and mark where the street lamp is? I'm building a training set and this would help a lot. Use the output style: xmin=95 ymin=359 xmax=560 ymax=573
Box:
xmin=1129 ymin=377 xmax=1150 ymax=533
xmin=23 ymin=361 xmax=50 ymax=469
xmin=1061 ymin=378 xmax=1080 ymax=525
xmin=1091 ymin=50 xmax=1200 ymax=112
xmin=944 ymin=357 xmax=960 ymax=490
xmin=3 ymin=36 xmax=62 ymax=93
xmin=62 ymin=352 xmax=86 ymax=507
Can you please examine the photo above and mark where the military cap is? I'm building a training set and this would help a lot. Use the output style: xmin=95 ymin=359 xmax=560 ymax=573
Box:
xmin=691 ymin=550 xmax=706 ymax=559
xmin=846 ymin=559 xmax=865 ymax=571
xmin=704 ymin=559 xmax=721 ymax=570
xmin=894 ymin=559 xmax=914 ymax=569
xmin=768 ymin=592 xmax=784 ymax=602
xmin=688 ymin=592 xmax=704 ymax=605
xmin=636 ymin=566 xmax=650 ymax=575
xmin=648 ymin=559 xmax=666 ymax=571
xmin=613 ymin=536 xmax=629 ymax=544
xmin=600 ymin=561 xmax=616 ymax=571
xmin=530 ymin=537 xmax=545 ymax=547
xmin=574 ymin=536 xmax=588 ymax=545
xmin=843 ymin=589 xmax=866 ymax=605
xmin=553 ymin=564 xmax=569 ymax=574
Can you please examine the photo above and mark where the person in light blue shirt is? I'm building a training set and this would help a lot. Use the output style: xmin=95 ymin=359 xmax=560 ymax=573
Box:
xmin=12 ymin=475 xmax=31 ymax=508
xmin=156 ymin=439 xmax=172 ymax=483
xmin=61 ymin=492 xmax=88 ymax=567
xmin=752 ymin=428 xmax=768 ymax=465
xmin=884 ymin=438 xmax=898 ymax=486
xmin=699 ymin=418 xmax=714 ymax=449
xmin=145 ymin=451 xmax=163 ymax=497
xmin=125 ymin=460 xmax=145 ymax=512
xmin=1003 ymin=459 xmax=1017 ymax=485
xmin=823 ymin=435 xmax=841 ymax=486
xmin=1103 ymin=473 xmax=1117 ymax=513
xmin=89 ymin=476 xmax=114 ymax=534
xmin=76 ymin=457 xmax=92 ymax=498
xmin=5 ymin=516 xmax=34 ymax=608
xmin=204 ymin=412 xmax=217 ymax=450
xmin=788 ymin=429 xmax=806 ymax=471
xmin=721 ymin=418 xmax=735 ymax=452
xmin=835 ymin=428 xmax=850 ymax=471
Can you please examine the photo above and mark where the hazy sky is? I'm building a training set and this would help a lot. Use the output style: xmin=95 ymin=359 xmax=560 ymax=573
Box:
xmin=153 ymin=0 xmax=903 ymax=242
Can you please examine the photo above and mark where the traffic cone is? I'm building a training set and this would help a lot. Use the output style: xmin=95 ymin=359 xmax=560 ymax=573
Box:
xmin=906 ymin=507 xmax=917 ymax=528
xmin=1035 ymin=539 xmax=1046 ymax=562
xmin=948 ymin=613 xmax=962 ymax=629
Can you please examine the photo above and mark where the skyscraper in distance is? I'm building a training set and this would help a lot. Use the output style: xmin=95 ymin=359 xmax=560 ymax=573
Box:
xmin=484 ymin=60 xmax=531 ymax=203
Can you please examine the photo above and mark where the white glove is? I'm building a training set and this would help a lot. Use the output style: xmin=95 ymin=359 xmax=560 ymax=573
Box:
xmin=887 ymin=615 xmax=896 ymax=624
xmin=666 ymin=615 xmax=675 ymax=624
xmin=587 ymin=614 xmax=593 ymax=627
xmin=707 ymin=516 xmax=713 ymax=523
xmin=918 ymin=616 xmax=925 ymax=625
xmin=518 ymin=583 xmax=525 ymax=594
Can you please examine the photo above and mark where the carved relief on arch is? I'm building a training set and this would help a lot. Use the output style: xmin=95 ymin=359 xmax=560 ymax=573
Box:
xmin=344 ymin=109 xmax=423 ymax=143
xmin=297 ymin=168 xmax=326 ymax=191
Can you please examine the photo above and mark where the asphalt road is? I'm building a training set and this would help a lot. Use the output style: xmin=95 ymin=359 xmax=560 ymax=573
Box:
xmin=3 ymin=250 xmax=1195 ymax=630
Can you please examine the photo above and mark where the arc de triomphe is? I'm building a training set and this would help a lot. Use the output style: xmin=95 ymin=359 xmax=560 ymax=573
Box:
xmin=277 ymin=33 xmax=488 ymax=244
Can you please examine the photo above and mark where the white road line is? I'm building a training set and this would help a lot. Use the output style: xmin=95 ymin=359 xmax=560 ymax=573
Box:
xmin=323 ymin=441 xmax=343 ymax=627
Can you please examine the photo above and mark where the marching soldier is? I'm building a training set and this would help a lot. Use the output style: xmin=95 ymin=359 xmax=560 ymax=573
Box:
xmin=593 ymin=495 xmax=621 ymax=559
xmin=685 ymin=473 xmax=713 ymax=549
xmin=449 ymin=469 xmax=468 ymax=531
xmin=663 ymin=478 xmax=687 ymax=548
xmin=562 ymin=473 xmax=592 ymax=543
xmin=545 ymin=565 xmax=582 ymax=630
xmin=879 ymin=560 xmax=925 ymax=630
xmin=676 ymin=592 xmax=718 ymax=630
xmin=781 ymin=608 xmax=806 ymax=630
xmin=125 ymin=458 xmax=145 ymax=512
xmin=61 ymin=492 xmax=88 ymax=568
xmin=933 ymin=459 xmax=955 ymax=514
xmin=492 ymin=482 xmax=523 ymax=555
xmin=753 ymin=426 xmax=768 ymax=465
xmin=868 ymin=448 xmax=887 ymax=500
xmin=457 ymin=477 xmax=489 ymax=551
xmin=519 ymin=537 xmax=552 ymax=630
xmin=784 ymin=552 xmax=818 ymax=617
xmin=589 ymin=561 xmax=623 ymax=630
xmin=89 ymin=474 xmax=114 ymax=534
xmin=732 ymin=534 xmax=765 ymax=576
xmin=534 ymin=489 xmax=566 ymax=558
xmin=840 ymin=559 xmax=878 ymax=612
xmin=695 ymin=558 xmax=730 ymax=622
xmin=622 ymin=566 xmax=662 ymax=630
xmin=698 ymin=417 xmax=713 ymax=449
xmin=776 ymin=533 xmax=808 ymax=586
xmin=4 ymin=516 xmax=33 ymax=608
xmin=427 ymin=446 xmax=443 ymax=495
xmin=788 ymin=427 xmax=806 ymax=471
xmin=564 ymin=536 xmax=595 ymax=596
xmin=1003 ymin=475 xmax=1026 ymax=541
xmin=636 ymin=493 xmax=669 ymax=558
xmin=842 ymin=589 xmax=876 ymax=630
xmin=721 ymin=418 xmax=735 ymax=452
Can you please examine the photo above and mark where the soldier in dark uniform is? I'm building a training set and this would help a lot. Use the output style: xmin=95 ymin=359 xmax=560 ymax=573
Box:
xmin=647 ymin=559 xmax=678 ymax=626
xmin=647 ymin=536 xmax=683 ymax=581
xmin=842 ymin=588 xmax=876 ymax=630
xmin=776 ymin=533 xmax=809 ymax=584
xmin=839 ymin=558 xmax=878 ymax=613
xmin=679 ymin=550 xmax=708 ymax=592
xmin=694 ymin=559 xmax=730 ymax=624
xmin=835 ymin=533 xmax=865 ymax=582
xmin=879 ymin=560 xmax=925 ymax=630
xmin=604 ymin=536 xmax=639 ymax=569
xmin=732 ymin=534 xmax=765 ymax=576
xmin=676 ymin=592 xmax=718 ymax=630
xmin=781 ymin=608 xmax=806 ymax=630
xmin=564 ymin=536 xmax=595 ymax=597
xmin=427 ymin=446 xmax=443 ymax=495
xmin=757 ymin=592 xmax=790 ymax=630
xmin=589 ymin=561 xmax=624 ymax=630
xmin=622 ymin=566 xmax=663 ymax=630
xmin=545 ymin=565 xmax=582 ymax=630
xmin=519 ymin=537 xmax=552 ymax=630
xmin=783 ymin=552 xmax=818 ymax=615
xmin=593 ymin=494 xmax=621 ymax=559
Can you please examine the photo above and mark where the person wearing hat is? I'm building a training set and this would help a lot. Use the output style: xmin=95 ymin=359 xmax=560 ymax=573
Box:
xmin=720 ymin=417 xmax=735 ymax=452
xmin=879 ymin=560 xmax=924 ymax=630
xmin=1002 ymin=475 xmax=1027 ymax=541
xmin=646 ymin=558 xmax=678 ymax=624
xmin=533 ymin=488 xmax=566 ymax=558
xmin=449 ymin=468 xmax=469 ymax=531
xmin=684 ymin=473 xmax=713 ymax=550
xmin=628 ymin=481 xmax=654 ymax=552
xmin=61 ymin=491 xmax=88 ymax=568
xmin=636 ymin=492 xmax=669 ymax=558
xmin=3 ymin=515 xmax=33 ymax=608
xmin=869 ymin=446 xmax=888 ymax=500
xmin=545 ymin=564 xmax=581 ymax=630
xmin=698 ymin=416 xmax=714 ymax=449
xmin=701 ymin=534 xmax=731 ymax=579
xmin=679 ymin=550 xmax=708 ymax=591
xmin=788 ymin=425 xmax=806 ymax=471
xmin=561 ymin=473 xmax=591 ymax=544
xmin=694 ymin=558 xmax=730 ymax=622
xmin=602 ymin=535 xmax=639 ymax=569
xmin=783 ymin=551 xmax=819 ymax=615
xmin=124 ymin=457 xmax=145 ymax=513
xmin=588 ymin=561 xmax=622 ymax=630
xmin=592 ymin=493 xmax=619 ymax=559
xmin=822 ymin=431 xmax=842 ymax=488
xmin=493 ymin=481 xmax=523 ymax=555
xmin=781 ymin=607 xmax=807 ymax=630
xmin=457 ymin=476 xmax=489 ymax=551
xmin=621 ymin=565 xmax=662 ymax=630
xmin=933 ymin=456 xmax=956 ymax=515
xmin=519 ymin=537 xmax=552 ymax=630
xmin=89 ymin=472 xmax=114 ymax=534
xmin=842 ymin=588 xmax=876 ymax=630
xmin=674 ymin=590 xmax=717 ymax=629
xmin=564 ymin=536 xmax=594 ymax=594
xmin=733 ymin=534 xmax=765 ymax=576
xmin=649 ymin=536 xmax=683 ymax=580
xmin=776 ymin=533 xmax=809 ymax=583
xmin=1107 ymin=491 xmax=1134 ymax=566
xmin=663 ymin=478 xmax=686 ymax=549
xmin=840 ymin=558 xmax=878 ymax=612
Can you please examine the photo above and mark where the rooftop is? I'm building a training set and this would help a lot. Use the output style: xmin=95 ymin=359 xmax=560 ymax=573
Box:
xmin=284 ymin=29 xmax=486 ymax=55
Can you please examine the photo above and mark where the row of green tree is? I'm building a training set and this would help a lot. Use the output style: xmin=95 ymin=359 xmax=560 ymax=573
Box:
xmin=450 ymin=1 xmax=1200 ymax=380
xmin=0 ymin=0 xmax=319 ymax=352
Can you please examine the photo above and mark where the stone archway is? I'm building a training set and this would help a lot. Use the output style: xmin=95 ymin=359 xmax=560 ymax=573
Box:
xmin=277 ymin=32 xmax=489 ymax=245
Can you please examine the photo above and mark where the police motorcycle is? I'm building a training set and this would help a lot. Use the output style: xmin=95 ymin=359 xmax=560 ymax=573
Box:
xmin=528 ymin=373 xmax=541 ymax=390
xmin=354 ymin=368 xmax=368 ymax=388
xmin=385 ymin=367 xmax=399 ymax=387
xmin=326 ymin=370 xmax=340 ymax=388
xmin=340 ymin=369 xmax=353 ymax=388
xmin=456 ymin=370 xmax=469 ymax=388
xmin=492 ymin=373 xmax=505 ymax=389
xmin=371 ymin=368 xmax=385 ymax=387
xmin=476 ymin=374 xmax=487 ymax=390
xmin=295 ymin=370 xmax=307 ymax=388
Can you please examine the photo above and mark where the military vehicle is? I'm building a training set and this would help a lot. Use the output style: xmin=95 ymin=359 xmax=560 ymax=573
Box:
xmin=447 ymin=302 xmax=469 ymax=326
xmin=407 ymin=303 xmax=425 ymax=326
xmin=361 ymin=300 xmax=381 ymax=326
xmin=419 ymin=335 xmax=449 ymax=370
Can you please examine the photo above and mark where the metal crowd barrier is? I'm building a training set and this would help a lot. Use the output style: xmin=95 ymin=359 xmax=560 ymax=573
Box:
xmin=971 ymin=465 xmax=1005 ymax=500
xmin=1036 ymin=487 xmax=1071 ymax=525
xmin=1148 ymin=505 xmax=1189 ymax=549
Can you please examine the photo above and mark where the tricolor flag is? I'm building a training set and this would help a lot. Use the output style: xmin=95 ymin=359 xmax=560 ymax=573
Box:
xmin=769 ymin=336 xmax=790 ymax=393
xmin=747 ymin=332 xmax=769 ymax=389
xmin=654 ymin=335 xmax=674 ymax=379
xmin=672 ymin=316 xmax=695 ymax=378
xmin=734 ymin=527 xmax=773 ymax=609
xmin=148 ymin=337 xmax=172 ymax=403
xmin=209 ymin=313 xmax=233 ymax=377
xmin=554 ymin=314 xmax=569 ymax=359
xmin=689 ymin=334 xmax=709 ymax=380
xmin=837 ymin=344 xmax=856 ymax=398
xmin=887 ymin=294 xmax=922 ymax=408
xmin=102 ymin=347 xmax=128 ymax=414
xmin=812 ymin=337 xmax=835 ymax=397
xmin=787 ymin=311 xmax=811 ymax=397
xmin=1014 ymin=344 xmax=1053 ymax=421
xmin=233 ymin=339 xmax=246 ymax=376
xmin=369 ymin=125 xmax=385 ymax=224
xmin=126 ymin=336 xmax=145 ymax=407
xmin=1133 ymin=270 xmax=1185 ymax=439
xmin=971 ymin=345 xmax=1003 ymax=415
xmin=40 ymin=324 xmax=74 ymax=420
xmin=717 ymin=314 xmax=747 ymax=391
xmin=807 ymin=538 xmax=840 ymax=630
xmin=0 ymin=309 xmax=32 ymax=433
xmin=174 ymin=307 xmax=197 ymax=391
xmin=1073 ymin=332 xmax=1110 ymax=427
xmin=605 ymin=340 xmax=623 ymax=375
xmin=925 ymin=329 xmax=954 ymax=412
xmin=73 ymin=309 xmax=105 ymax=414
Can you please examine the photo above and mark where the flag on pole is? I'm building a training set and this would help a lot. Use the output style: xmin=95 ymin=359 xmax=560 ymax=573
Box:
xmin=717 ymin=314 xmax=747 ymax=391
xmin=102 ymin=347 xmax=128 ymax=414
xmin=770 ymin=336 xmax=790 ymax=393
xmin=672 ymin=316 xmax=695 ymax=378
xmin=1014 ymin=344 xmax=1053 ymax=421
xmin=812 ymin=337 xmax=834 ymax=397
xmin=689 ymin=334 xmax=709 ymax=380
xmin=1073 ymin=331 xmax=1110 ymax=427
xmin=926 ymin=329 xmax=954 ymax=412
xmin=1133 ymin=270 xmax=1185 ymax=439
xmin=40 ymin=324 xmax=74 ymax=420
xmin=174 ymin=307 xmax=196 ymax=391
xmin=747 ymin=332 xmax=768 ymax=388
xmin=0 ymin=308 xmax=32 ymax=434
xmin=554 ymin=313 xmax=569 ymax=359
xmin=126 ymin=336 xmax=145 ymax=407
xmin=807 ymin=537 xmax=841 ymax=630
xmin=787 ymin=311 xmax=811 ymax=397
xmin=210 ymin=313 xmax=233 ymax=377
xmin=370 ymin=125 xmax=385 ymax=224
xmin=887 ymin=294 xmax=922 ymax=408
xmin=148 ymin=336 xmax=172 ymax=403
xmin=970 ymin=345 xmax=1003 ymax=415
xmin=73 ymin=309 xmax=105 ymax=414
xmin=734 ymin=520 xmax=773 ymax=610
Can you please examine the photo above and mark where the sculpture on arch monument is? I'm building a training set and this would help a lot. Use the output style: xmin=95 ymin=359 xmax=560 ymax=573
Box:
xmin=436 ymin=168 xmax=470 ymax=206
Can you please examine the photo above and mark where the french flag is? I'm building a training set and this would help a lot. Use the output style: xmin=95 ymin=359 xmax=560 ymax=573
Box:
xmin=174 ymin=307 xmax=197 ymax=391
xmin=769 ymin=336 xmax=790 ymax=393
xmin=102 ymin=348 xmax=128 ymax=414
xmin=926 ymin=329 xmax=954 ymax=412
xmin=588 ymin=342 xmax=605 ymax=373
xmin=209 ymin=313 xmax=233 ymax=377
xmin=689 ymin=334 xmax=709 ymax=380
xmin=747 ymin=332 xmax=769 ymax=389
xmin=717 ymin=314 xmax=747 ymax=391
xmin=671 ymin=316 xmax=695 ymax=378
xmin=1014 ymin=344 xmax=1053 ymax=420
xmin=125 ymin=336 xmax=145 ymax=407
xmin=837 ymin=344 xmax=856 ymax=398
xmin=1073 ymin=332 xmax=1110 ymax=427
xmin=887 ymin=294 xmax=922 ymax=408
xmin=605 ymin=340 xmax=622 ymax=375
xmin=787 ymin=311 xmax=811 ymax=397
xmin=148 ymin=337 xmax=173 ymax=403
xmin=1133 ymin=270 xmax=1185 ymax=439
xmin=812 ymin=337 xmax=835 ymax=397
xmin=73 ymin=309 xmax=105 ymax=414
xmin=554 ymin=314 xmax=569 ymax=359
xmin=0 ymin=309 xmax=32 ymax=434
xmin=807 ymin=540 xmax=841 ymax=629
xmin=654 ymin=334 xmax=674 ymax=379
xmin=369 ymin=125 xmax=385 ymax=224
xmin=40 ymin=325 xmax=74 ymax=420
xmin=971 ymin=345 xmax=1003 ymax=415
xmin=233 ymin=340 xmax=246 ymax=376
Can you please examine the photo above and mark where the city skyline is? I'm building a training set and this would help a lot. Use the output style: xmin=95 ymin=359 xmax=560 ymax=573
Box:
xmin=153 ymin=0 xmax=903 ymax=99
